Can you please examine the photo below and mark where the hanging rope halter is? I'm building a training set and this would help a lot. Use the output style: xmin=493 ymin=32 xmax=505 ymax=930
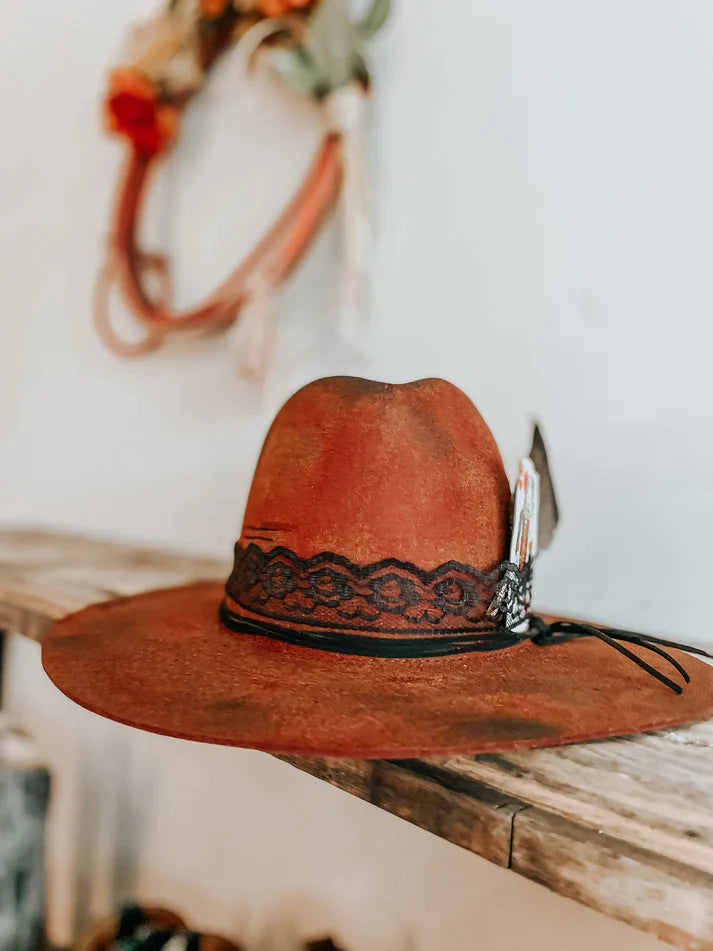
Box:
xmin=95 ymin=0 xmax=388 ymax=367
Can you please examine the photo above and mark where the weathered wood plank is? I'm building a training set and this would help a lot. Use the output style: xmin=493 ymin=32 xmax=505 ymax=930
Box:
xmin=435 ymin=727 xmax=713 ymax=876
xmin=0 ymin=527 xmax=226 ymax=639
xmin=511 ymin=807 xmax=713 ymax=950
xmin=278 ymin=755 xmax=525 ymax=865
xmin=3 ymin=527 xmax=713 ymax=949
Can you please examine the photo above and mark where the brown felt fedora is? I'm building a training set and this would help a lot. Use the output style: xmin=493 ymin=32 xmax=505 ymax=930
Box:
xmin=42 ymin=376 xmax=713 ymax=758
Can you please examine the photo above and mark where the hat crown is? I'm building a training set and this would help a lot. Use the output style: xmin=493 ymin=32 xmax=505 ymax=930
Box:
xmin=239 ymin=376 xmax=510 ymax=570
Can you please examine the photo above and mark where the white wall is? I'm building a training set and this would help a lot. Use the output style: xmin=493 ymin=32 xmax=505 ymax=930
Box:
xmin=2 ymin=0 xmax=711 ymax=947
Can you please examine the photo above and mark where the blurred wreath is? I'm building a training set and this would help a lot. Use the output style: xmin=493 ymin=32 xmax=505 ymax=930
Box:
xmin=97 ymin=0 xmax=390 ymax=373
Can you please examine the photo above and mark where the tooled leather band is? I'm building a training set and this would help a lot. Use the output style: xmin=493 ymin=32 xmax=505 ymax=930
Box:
xmin=220 ymin=542 xmax=712 ymax=692
xmin=223 ymin=542 xmax=522 ymax=637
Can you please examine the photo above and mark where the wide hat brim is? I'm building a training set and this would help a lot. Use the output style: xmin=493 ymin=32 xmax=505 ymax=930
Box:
xmin=42 ymin=581 xmax=713 ymax=758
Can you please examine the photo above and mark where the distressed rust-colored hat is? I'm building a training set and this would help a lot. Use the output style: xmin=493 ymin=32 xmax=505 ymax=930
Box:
xmin=42 ymin=376 xmax=713 ymax=758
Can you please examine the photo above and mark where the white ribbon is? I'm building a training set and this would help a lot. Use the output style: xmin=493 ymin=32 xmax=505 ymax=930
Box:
xmin=229 ymin=271 xmax=276 ymax=383
xmin=325 ymin=82 xmax=372 ymax=354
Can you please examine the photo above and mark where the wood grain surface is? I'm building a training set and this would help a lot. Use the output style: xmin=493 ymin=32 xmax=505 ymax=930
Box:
xmin=2 ymin=527 xmax=712 ymax=949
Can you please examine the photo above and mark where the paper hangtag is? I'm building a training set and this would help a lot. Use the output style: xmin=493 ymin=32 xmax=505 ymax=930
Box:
xmin=488 ymin=457 xmax=540 ymax=631
xmin=511 ymin=457 xmax=539 ymax=571
xmin=508 ymin=457 xmax=539 ymax=631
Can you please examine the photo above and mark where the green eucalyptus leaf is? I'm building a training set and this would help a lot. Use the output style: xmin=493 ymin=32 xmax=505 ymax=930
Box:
xmin=269 ymin=47 xmax=321 ymax=96
xmin=360 ymin=0 xmax=390 ymax=38
xmin=271 ymin=0 xmax=386 ymax=98
xmin=302 ymin=0 xmax=362 ymax=90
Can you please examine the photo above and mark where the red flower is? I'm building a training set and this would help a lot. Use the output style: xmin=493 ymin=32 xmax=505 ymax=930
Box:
xmin=105 ymin=68 xmax=179 ymax=155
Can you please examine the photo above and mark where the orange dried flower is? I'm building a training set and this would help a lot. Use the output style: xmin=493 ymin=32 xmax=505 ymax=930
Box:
xmin=200 ymin=0 xmax=231 ymax=18
xmin=257 ymin=0 xmax=312 ymax=17
xmin=105 ymin=67 xmax=179 ymax=155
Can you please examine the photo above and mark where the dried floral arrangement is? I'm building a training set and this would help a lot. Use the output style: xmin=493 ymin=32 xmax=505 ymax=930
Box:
xmin=104 ymin=0 xmax=318 ymax=157
xmin=96 ymin=0 xmax=389 ymax=377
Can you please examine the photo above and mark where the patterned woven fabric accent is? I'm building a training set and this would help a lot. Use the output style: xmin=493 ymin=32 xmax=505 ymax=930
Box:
xmin=225 ymin=543 xmax=528 ymax=637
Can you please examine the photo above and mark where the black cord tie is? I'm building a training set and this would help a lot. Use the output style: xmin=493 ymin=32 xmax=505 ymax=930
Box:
xmin=528 ymin=616 xmax=712 ymax=694
xmin=218 ymin=603 xmax=524 ymax=657
xmin=219 ymin=601 xmax=712 ymax=693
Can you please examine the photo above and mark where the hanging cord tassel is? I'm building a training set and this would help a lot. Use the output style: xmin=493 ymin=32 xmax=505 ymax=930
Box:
xmin=229 ymin=271 xmax=276 ymax=382
xmin=527 ymin=616 xmax=713 ymax=694
xmin=94 ymin=249 xmax=165 ymax=357
xmin=324 ymin=82 xmax=372 ymax=353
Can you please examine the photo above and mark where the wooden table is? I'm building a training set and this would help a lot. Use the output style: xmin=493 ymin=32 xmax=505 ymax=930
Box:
xmin=1 ymin=528 xmax=712 ymax=950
